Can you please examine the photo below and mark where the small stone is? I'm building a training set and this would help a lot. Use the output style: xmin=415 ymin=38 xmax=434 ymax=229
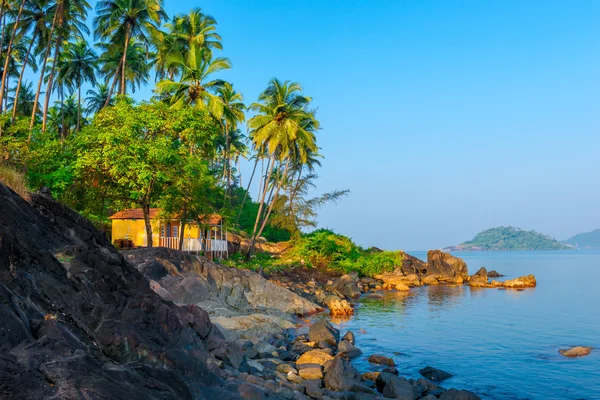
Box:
xmin=296 ymin=349 xmax=334 ymax=366
xmin=338 ymin=340 xmax=362 ymax=359
xmin=286 ymin=371 xmax=304 ymax=384
xmin=382 ymin=366 xmax=398 ymax=375
xmin=297 ymin=364 xmax=323 ymax=380
xmin=238 ymin=383 xmax=265 ymax=400
xmin=342 ymin=331 xmax=355 ymax=345
xmin=277 ymin=363 xmax=298 ymax=374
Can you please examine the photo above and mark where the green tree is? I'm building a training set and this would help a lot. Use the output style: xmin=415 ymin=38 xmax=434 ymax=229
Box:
xmin=85 ymin=82 xmax=112 ymax=114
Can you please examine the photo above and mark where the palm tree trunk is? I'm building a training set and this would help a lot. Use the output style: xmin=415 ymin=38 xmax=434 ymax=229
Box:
xmin=42 ymin=32 xmax=63 ymax=132
xmin=178 ymin=205 xmax=187 ymax=251
xmin=105 ymin=58 xmax=122 ymax=106
xmin=119 ymin=28 xmax=130 ymax=95
xmin=77 ymin=78 xmax=81 ymax=131
xmin=143 ymin=202 xmax=153 ymax=248
xmin=223 ymin=121 xmax=230 ymax=202
xmin=236 ymin=156 xmax=259 ymax=225
xmin=30 ymin=9 xmax=58 ymax=131
xmin=0 ymin=0 xmax=26 ymax=112
xmin=256 ymin=159 xmax=290 ymax=239
xmin=11 ymin=32 xmax=35 ymax=123
xmin=247 ymin=155 xmax=275 ymax=259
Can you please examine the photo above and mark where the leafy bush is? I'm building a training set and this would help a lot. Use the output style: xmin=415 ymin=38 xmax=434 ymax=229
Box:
xmin=289 ymin=229 xmax=403 ymax=276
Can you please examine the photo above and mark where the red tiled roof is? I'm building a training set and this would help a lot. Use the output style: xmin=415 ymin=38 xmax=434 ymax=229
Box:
xmin=109 ymin=208 xmax=222 ymax=225
xmin=109 ymin=208 xmax=160 ymax=220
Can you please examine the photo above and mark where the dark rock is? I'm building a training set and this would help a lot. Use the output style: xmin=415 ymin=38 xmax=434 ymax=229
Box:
xmin=0 ymin=184 xmax=231 ymax=399
xmin=330 ymin=272 xmax=361 ymax=299
xmin=323 ymin=355 xmax=361 ymax=391
xmin=277 ymin=350 xmax=295 ymax=361
xmin=419 ymin=366 xmax=453 ymax=381
xmin=368 ymin=354 xmax=395 ymax=366
xmin=439 ymin=388 xmax=481 ymax=400
xmin=238 ymin=383 xmax=265 ymax=400
xmin=382 ymin=366 xmax=398 ymax=375
xmin=342 ymin=330 xmax=355 ymax=345
xmin=487 ymin=270 xmax=504 ymax=278
xmin=338 ymin=340 xmax=362 ymax=359
xmin=426 ymin=250 xmax=469 ymax=280
xmin=375 ymin=372 xmax=416 ymax=399
xmin=400 ymin=252 xmax=428 ymax=274
xmin=244 ymin=348 xmax=260 ymax=359
xmin=309 ymin=320 xmax=340 ymax=347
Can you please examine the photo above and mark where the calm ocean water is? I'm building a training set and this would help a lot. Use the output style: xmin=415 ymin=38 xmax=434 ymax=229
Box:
xmin=331 ymin=250 xmax=600 ymax=400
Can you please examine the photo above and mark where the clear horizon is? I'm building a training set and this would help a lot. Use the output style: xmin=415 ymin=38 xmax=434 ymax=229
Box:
xmin=80 ymin=0 xmax=600 ymax=250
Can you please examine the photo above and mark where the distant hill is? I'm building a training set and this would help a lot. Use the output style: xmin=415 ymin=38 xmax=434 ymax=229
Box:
xmin=445 ymin=226 xmax=570 ymax=251
xmin=562 ymin=228 xmax=600 ymax=249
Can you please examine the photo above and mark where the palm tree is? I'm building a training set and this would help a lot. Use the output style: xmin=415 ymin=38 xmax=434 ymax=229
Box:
xmin=12 ymin=0 xmax=51 ymax=122
xmin=57 ymin=38 xmax=96 ymax=130
xmin=94 ymin=0 xmax=165 ymax=96
xmin=0 ymin=0 xmax=28 ymax=111
xmin=155 ymin=47 xmax=230 ymax=114
xmin=8 ymin=80 xmax=39 ymax=117
xmin=215 ymin=82 xmax=245 ymax=199
xmin=97 ymin=38 xmax=154 ymax=98
xmin=245 ymin=79 xmax=319 ymax=258
xmin=85 ymin=83 xmax=112 ymax=114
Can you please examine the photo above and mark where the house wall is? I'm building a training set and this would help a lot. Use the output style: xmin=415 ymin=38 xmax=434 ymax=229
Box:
xmin=112 ymin=219 xmax=204 ymax=247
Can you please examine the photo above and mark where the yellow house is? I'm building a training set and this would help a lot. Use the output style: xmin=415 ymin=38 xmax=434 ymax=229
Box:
xmin=109 ymin=208 xmax=228 ymax=258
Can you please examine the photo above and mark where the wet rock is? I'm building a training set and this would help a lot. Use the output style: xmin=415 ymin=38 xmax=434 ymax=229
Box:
xmin=439 ymin=388 xmax=481 ymax=400
xmin=376 ymin=372 xmax=416 ymax=400
xmin=296 ymin=349 xmax=334 ymax=366
xmin=309 ymin=320 xmax=340 ymax=347
xmin=395 ymin=283 xmax=411 ymax=291
xmin=338 ymin=340 xmax=362 ymax=359
xmin=330 ymin=272 xmax=362 ymax=299
xmin=502 ymin=275 xmax=536 ymax=288
xmin=342 ymin=331 xmax=355 ymax=345
xmin=422 ymin=274 xmax=439 ymax=285
xmin=382 ymin=366 xmax=398 ymax=375
xmin=419 ymin=366 xmax=453 ymax=381
xmin=303 ymin=379 xmax=324 ymax=398
xmin=297 ymin=363 xmax=324 ymax=380
xmin=368 ymin=354 xmax=395 ymax=366
xmin=469 ymin=267 xmax=488 ymax=287
xmin=324 ymin=295 xmax=354 ymax=316
xmin=426 ymin=250 xmax=469 ymax=280
xmin=487 ymin=270 xmax=504 ymax=278
xmin=362 ymin=371 xmax=380 ymax=382
xmin=559 ymin=346 xmax=593 ymax=358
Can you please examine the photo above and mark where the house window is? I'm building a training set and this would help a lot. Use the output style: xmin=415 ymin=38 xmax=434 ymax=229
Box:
xmin=173 ymin=226 xmax=178 ymax=238
xmin=161 ymin=225 xmax=165 ymax=237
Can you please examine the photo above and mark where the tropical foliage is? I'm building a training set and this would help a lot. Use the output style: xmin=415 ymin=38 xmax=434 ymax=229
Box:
xmin=453 ymin=226 xmax=569 ymax=251
xmin=0 ymin=1 xmax=347 ymax=253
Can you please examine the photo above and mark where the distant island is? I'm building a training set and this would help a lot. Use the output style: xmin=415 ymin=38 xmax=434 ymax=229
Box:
xmin=445 ymin=226 xmax=571 ymax=251
xmin=562 ymin=228 xmax=600 ymax=249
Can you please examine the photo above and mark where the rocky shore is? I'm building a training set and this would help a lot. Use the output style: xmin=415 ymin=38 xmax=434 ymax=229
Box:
xmin=0 ymin=182 xmax=536 ymax=399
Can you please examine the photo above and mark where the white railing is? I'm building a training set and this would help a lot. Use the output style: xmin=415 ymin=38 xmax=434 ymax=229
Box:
xmin=158 ymin=237 xmax=179 ymax=249
xmin=182 ymin=238 xmax=203 ymax=252
xmin=208 ymin=239 xmax=228 ymax=252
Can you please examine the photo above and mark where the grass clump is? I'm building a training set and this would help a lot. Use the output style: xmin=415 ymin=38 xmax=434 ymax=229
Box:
xmin=0 ymin=164 xmax=30 ymax=201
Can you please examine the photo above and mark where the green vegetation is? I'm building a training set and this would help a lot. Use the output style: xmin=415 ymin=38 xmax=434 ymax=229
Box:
xmin=0 ymin=2 xmax=346 ymax=252
xmin=452 ymin=226 xmax=570 ymax=251
xmin=229 ymin=229 xmax=403 ymax=277
xmin=562 ymin=229 xmax=600 ymax=249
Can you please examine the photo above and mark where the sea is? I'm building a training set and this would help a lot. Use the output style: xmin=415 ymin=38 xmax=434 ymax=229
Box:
xmin=331 ymin=250 xmax=600 ymax=400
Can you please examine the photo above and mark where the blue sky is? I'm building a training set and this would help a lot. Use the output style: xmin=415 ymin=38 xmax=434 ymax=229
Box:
xmin=95 ymin=1 xmax=600 ymax=250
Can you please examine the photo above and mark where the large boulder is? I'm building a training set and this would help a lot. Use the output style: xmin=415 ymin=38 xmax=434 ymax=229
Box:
xmin=324 ymin=295 xmax=354 ymax=316
xmin=469 ymin=267 xmax=488 ymax=287
xmin=330 ymin=272 xmax=362 ymax=299
xmin=426 ymin=250 xmax=469 ymax=280
xmin=309 ymin=320 xmax=340 ymax=347
xmin=338 ymin=340 xmax=362 ymax=359
xmin=400 ymin=252 xmax=428 ymax=275
xmin=323 ymin=356 xmax=375 ymax=393
xmin=502 ymin=275 xmax=536 ymax=288
xmin=376 ymin=372 xmax=416 ymax=400
xmin=0 ymin=183 xmax=243 ymax=399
